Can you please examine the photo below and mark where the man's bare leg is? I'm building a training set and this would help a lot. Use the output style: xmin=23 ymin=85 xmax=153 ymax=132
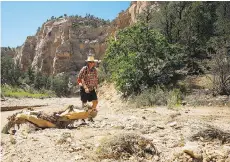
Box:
xmin=88 ymin=100 xmax=98 ymax=122
xmin=92 ymin=100 xmax=98 ymax=110
xmin=81 ymin=102 xmax=87 ymax=124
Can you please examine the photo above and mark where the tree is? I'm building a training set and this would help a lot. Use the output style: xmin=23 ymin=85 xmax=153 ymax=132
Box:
xmin=214 ymin=2 xmax=230 ymax=41
xmin=51 ymin=74 xmax=70 ymax=97
xmin=209 ymin=40 xmax=230 ymax=95
xmin=37 ymin=27 xmax=41 ymax=33
xmin=1 ymin=55 xmax=22 ymax=85
xmin=26 ymin=66 xmax=35 ymax=85
xmin=207 ymin=2 xmax=230 ymax=95
xmin=104 ymin=23 xmax=184 ymax=95
xmin=34 ymin=72 xmax=48 ymax=89
xmin=144 ymin=1 xmax=218 ymax=74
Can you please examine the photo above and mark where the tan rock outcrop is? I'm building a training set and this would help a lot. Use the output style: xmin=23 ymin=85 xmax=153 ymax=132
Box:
xmin=14 ymin=17 xmax=110 ymax=75
xmin=113 ymin=1 xmax=157 ymax=29
xmin=12 ymin=1 xmax=157 ymax=75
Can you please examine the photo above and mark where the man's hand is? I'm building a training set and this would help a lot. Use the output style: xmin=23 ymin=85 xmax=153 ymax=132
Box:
xmin=85 ymin=87 xmax=90 ymax=93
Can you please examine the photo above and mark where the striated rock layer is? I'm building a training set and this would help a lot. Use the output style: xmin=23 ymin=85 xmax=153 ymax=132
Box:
xmin=14 ymin=18 xmax=109 ymax=75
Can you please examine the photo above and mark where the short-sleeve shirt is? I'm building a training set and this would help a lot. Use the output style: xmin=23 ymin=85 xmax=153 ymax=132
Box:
xmin=78 ymin=66 xmax=98 ymax=91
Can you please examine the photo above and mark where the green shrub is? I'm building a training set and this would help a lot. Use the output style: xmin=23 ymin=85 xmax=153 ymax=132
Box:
xmin=167 ymin=89 xmax=182 ymax=109
xmin=104 ymin=23 xmax=184 ymax=95
xmin=133 ymin=86 xmax=182 ymax=108
xmin=97 ymin=64 xmax=110 ymax=83
xmin=51 ymin=74 xmax=70 ymax=97
xmin=1 ymin=55 xmax=22 ymax=85
xmin=177 ymin=80 xmax=190 ymax=94
xmin=134 ymin=86 xmax=167 ymax=107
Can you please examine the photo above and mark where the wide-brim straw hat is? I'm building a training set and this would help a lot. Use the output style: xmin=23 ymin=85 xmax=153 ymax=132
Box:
xmin=85 ymin=55 xmax=99 ymax=62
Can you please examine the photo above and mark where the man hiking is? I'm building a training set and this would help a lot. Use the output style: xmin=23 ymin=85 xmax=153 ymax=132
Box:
xmin=77 ymin=55 xmax=99 ymax=122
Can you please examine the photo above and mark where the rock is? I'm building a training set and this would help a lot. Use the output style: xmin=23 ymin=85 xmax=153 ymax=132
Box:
xmin=13 ymin=18 xmax=108 ymax=75
xmin=74 ymin=155 xmax=84 ymax=160
xmin=217 ymin=95 xmax=229 ymax=101
xmin=159 ymin=133 xmax=166 ymax=137
xmin=9 ymin=135 xmax=16 ymax=144
xmin=57 ymin=132 xmax=72 ymax=144
xmin=113 ymin=126 xmax=125 ymax=129
xmin=169 ymin=112 xmax=181 ymax=119
xmin=153 ymin=155 xmax=159 ymax=161
xmin=182 ymin=142 xmax=202 ymax=159
xmin=157 ymin=125 xmax=165 ymax=129
xmin=169 ymin=121 xmax=177 ymax=127
xmin=131 ymin=122 xmax=139 ymax=128
xmin=125 ymin=126 xmax=134 ymax=130
xmin=175 ymin=125 xmax=183 ymax=129
xmin=184 ymin=109 xmax=190 ymax=113
xmin=66 ymin=137 xmax=72 ymax=143
xmin=226 ymin=156 xmax=230 ymax=162
xmin=183 ymin=149 xmax=202 ymax=159
xmin=68 ymin=148 xmax=74 ymax=153
xmin=182 ymin=101 xmax=187 ymax=106
xmin=141 ymin=129 xmax=149 ymax=134
xmin=73 ymin=147 xmax=82 ymax=151
xmin=150 ymin=127 xmax=159 ymax=133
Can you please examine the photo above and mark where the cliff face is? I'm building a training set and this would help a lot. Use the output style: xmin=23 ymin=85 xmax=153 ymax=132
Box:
xmin=113 ymin=1 xmax=158 ymax=29
xmin=12 ymin=1 xmax=155 ymax=75
xmin=14 ymin=17 xmax=109 ymax=75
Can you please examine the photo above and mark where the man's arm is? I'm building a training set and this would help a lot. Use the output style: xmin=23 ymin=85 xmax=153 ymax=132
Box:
xmin=77 ymin=78 xmax=83 ymax=86
xmin=77 ymin=67 xmax=89 ymax=92
xmin=77 ymin=67 xmax=86 ymax=87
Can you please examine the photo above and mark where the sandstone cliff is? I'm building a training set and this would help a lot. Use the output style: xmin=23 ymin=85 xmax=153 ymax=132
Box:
xmin=13 ymin=17 xmax=110 ymax=75
xmin=112 ymin=1 xmax=158 ymax=29
xmin=10 ymin=1 xmax=156 ymax=75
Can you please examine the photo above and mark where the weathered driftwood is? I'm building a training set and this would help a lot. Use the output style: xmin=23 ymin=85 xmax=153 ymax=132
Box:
xmin=1 ymin=105 xmax=47 ymax=112
xmin=1 ymin=105 xmax=97 ymax=134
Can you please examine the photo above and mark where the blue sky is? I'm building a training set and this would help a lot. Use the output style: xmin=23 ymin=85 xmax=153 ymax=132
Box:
xmin=1 ymin=1 xmax=130 ymax=47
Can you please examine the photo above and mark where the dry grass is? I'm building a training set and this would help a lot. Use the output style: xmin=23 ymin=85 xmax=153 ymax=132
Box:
xmin=96 ymin=133 xmax=158 ymax=160
xmin=183 ymin=75 xmax=213 ymax=90
xmin=191 ymin=127 xmax=230 ymax=144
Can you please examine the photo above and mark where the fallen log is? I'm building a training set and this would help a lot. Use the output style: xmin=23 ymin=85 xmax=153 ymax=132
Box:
xmin=1 ymin=105 xmax=47 ymax=112
xmin=1 ymin=105 xmax=98 ymax=134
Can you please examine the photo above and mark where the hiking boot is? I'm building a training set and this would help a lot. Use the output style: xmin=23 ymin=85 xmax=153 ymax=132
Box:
xmin=88 ymin=118 xmax=94 ymax=123
xmin=80 ymin=119 xmax=86 ymax=125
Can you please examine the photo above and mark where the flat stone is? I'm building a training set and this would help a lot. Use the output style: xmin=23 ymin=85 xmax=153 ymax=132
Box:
xmin=169 ymin=121 xmax=177 ymax=127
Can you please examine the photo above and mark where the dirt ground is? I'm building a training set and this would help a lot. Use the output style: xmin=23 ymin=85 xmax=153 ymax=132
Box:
xmin=1 ymin=84 xmax=230 ymax=162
